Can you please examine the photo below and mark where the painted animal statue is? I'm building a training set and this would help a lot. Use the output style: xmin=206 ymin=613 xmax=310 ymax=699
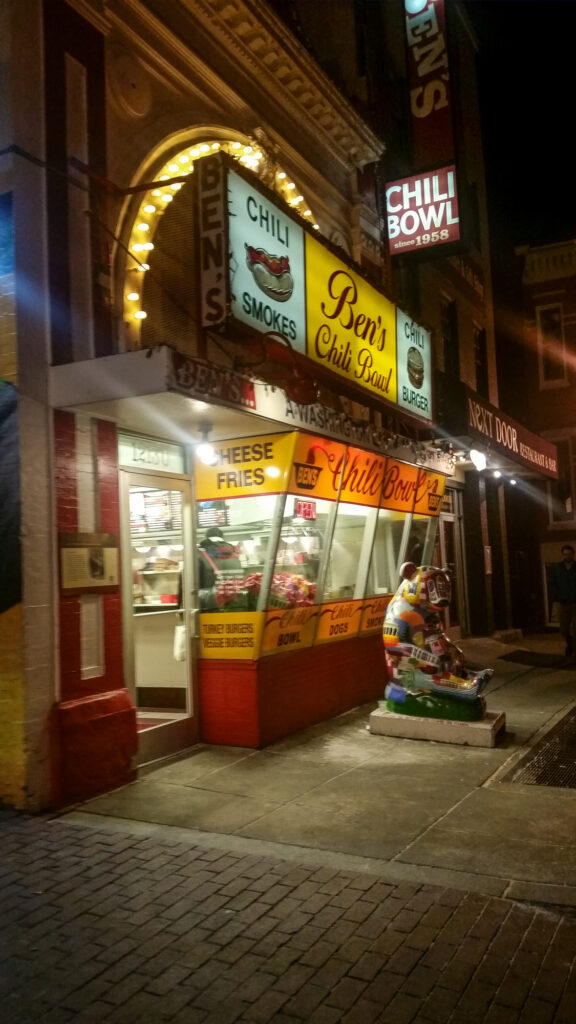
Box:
xmin=382 ymin=562 xmax=493 ymax=721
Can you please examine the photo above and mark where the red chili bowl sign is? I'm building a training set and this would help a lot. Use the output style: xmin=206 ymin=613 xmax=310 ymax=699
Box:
xmin=385 ymin=165 xmax=460 ymax=254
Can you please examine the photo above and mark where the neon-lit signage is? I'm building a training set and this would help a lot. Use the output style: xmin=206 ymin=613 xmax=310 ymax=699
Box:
xmin=196 ymin=153 xmax=433 ymax=418
xmin=305 ymin=234 xmax=397 ymax=403
xmin=295 ymin=500 xmax=317 ymax=520
xmin=227 ymin=170 xmax=307 ymax=352
xmin=386 ymin=165 xmax=459 ymax=253
xmin=405 ymin=0 xmax=454 ymax=167
xmin=396 ymin=309 xmax=432 ymax=419
xmin=465 ymin=388 xmax=558 ymax=479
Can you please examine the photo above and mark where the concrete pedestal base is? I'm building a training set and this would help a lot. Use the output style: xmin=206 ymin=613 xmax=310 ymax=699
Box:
xmin=369 ymin=706 xmax=506 ymax=747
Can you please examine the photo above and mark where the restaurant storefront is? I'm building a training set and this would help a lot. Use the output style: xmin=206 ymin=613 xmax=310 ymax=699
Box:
xmin=51 ymin=340 xmax=452 ymax=788
xmin=48 ymin=148 xmax=454 ymax=791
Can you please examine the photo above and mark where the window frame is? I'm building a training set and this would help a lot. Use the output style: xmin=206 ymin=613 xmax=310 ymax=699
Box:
xmin=537 ymin=302 xmax=567 ymax=389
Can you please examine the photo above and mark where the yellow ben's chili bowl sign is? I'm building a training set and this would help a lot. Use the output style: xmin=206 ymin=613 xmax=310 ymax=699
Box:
xmin=306 ymin=235 xmax=397 ymax=404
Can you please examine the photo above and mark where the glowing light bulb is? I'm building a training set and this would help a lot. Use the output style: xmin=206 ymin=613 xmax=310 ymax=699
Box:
xmin=126 ymin=292 xmax=139 ymax=301
xmin=197 ymin=441 xmax=217 ymax=465
xmin=137 ymin=222 xmax=150 ymax=232
xmin=469 ymin=449 xmax=486 ymax=471
xmin=134 ymin=310 xmax=147 ymax=320
xmin=143 ymin=204 xmax=156 ymax=213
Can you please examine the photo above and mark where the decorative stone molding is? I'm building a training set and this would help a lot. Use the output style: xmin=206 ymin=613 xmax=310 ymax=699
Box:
xmin=520 ymin=241 xmax=576 ymax=285
xmin=119 ymin=0 xmax=384 ymax=171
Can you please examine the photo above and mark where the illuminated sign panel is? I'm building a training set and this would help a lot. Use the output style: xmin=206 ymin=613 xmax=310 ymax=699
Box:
xmin=405 ymin=0 xmax=454 ymax=167
xmin=195 ymin=432 xmax=297 ymax=500
xmin=386 ymin=165 xmax=459 ymax=253
xmin=465 ymin=388 xmax=559 ymax=479
xmin=396 ymin=309 xmax=432 ymax=420
xmin=227 ymin=170 xmax=307 ymax=352
xmin=196 ymin=154 xmax=433 ymax=417
xmin=413 ymin=469 xmax=446 ymax=515
xmin=305 ymin=234 xmax=397 ymax=403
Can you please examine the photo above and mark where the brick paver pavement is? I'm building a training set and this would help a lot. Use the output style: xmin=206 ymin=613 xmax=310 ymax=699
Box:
xmin=1 ymin=812 xmax=575 ymax=1024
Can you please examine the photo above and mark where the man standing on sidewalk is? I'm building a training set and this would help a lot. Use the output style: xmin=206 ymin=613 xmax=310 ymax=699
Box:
xmin=549 ymin=544 xmax=576 ymax=658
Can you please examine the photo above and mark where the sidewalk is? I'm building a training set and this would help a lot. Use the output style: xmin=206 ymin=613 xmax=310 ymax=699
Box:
xmin=1 ymin=808 xmax=576 ymax=1024
xmin=2 ymin=632 xmax=576 ymax=1023
xmin=61 ymin=631 xmax=576 ymax=909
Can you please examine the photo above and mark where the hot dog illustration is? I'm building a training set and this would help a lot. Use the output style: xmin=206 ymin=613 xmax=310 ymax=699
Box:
xmin=245 ymin=244 xmax=294 ymax=302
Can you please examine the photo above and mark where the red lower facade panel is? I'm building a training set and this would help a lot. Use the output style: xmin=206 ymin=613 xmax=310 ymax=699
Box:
xmin=199 ymin=634 xmax=387 ymax=747
xmin=53 ymin=689 xmax=138 ymax=805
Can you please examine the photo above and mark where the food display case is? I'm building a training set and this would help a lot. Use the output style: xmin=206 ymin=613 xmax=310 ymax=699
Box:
xmin=195 ymin=431 xmax=447 ymax=746
xmin=194 ymin=431 xmax=447 ymax=655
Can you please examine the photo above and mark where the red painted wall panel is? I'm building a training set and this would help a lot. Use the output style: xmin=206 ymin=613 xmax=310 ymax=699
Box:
xmin=198 ymin=635 xmax=387 ymax=748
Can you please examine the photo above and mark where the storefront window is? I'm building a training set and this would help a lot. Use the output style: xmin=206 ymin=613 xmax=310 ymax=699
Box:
xmin=365 ymin=508 xmax=405 ymax=597
xmin=404 ymin=513 xmax=438 ymax=567
xmin=321 ymin=501 xmax=374 ymax=602
xmin=196 ymin=494 xmax=280 ymax=611
xmin=268 ymin=494 xmax=332 ymax=608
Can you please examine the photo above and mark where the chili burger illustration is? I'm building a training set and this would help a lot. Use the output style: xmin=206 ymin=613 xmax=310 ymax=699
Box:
xmin=407 ymin=345 xmax=424 ymax=388
xmin=245 ymin=244 xmax=294 ymax=302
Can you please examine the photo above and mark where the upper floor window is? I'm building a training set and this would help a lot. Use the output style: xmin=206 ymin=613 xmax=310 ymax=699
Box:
xmin=441 ymin=296 xmax=460 ymax=382
xmin=473 ymin=325 xmax=488 ymax=398
xmin=537 ymin=303 xmax=566 ymax=387
xmin=548 ymin=437 xmax=575 ymax=524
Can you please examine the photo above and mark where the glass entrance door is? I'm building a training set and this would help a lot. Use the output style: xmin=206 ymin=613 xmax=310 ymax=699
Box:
xmin=121 ymin=472 xmax=196 ymax=764
xmin=433 ymin=491 xmax=467 ymax=639
xmin=430 ymin=489 xmax=467 ymax=638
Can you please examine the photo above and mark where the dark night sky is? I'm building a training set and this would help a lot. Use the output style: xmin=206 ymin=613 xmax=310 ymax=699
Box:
xmin=463 ymin=0 xmax=576 ymax=248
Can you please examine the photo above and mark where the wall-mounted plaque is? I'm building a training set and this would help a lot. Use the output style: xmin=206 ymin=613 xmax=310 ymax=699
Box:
xmin=59 ymin=533 xmax=119 ymax=592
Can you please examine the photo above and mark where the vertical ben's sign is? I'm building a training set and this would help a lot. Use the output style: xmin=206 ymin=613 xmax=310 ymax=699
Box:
xmin=197 ymin=154 xmax=228 ymax=326
xmin=405 ymin=0 xmax=454 ymax=167
xmin=385 ymin=1 xmax=459 ymax=257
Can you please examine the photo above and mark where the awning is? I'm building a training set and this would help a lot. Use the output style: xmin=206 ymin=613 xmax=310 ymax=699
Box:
xmin=435 ymin=379 xmax=558 ymax=481
xmin=49 ymin=345 xmax=455 ymax=475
